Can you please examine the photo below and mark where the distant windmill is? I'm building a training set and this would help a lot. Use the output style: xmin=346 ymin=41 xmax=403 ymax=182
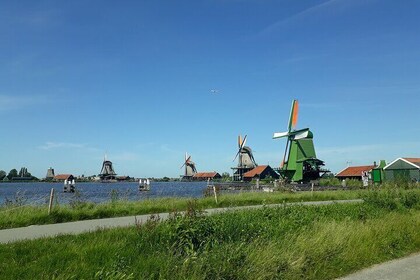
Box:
xmin=99 ymin=154 xmax=117 ymax=181
xmin=231 ymin=135 xmax=257 ymax=181
xmin=180 ymin=152 xmax=197 ymax=180
xmin=273 ymin=99 xmax=327 ymax=182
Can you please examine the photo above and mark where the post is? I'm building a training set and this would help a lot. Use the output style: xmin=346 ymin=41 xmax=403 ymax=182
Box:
xmin=256 ymin=178 xmax=260 ymax=190
xmin=311 ymin=183 xmax=314 ymax=196
xmin=48 ymin=188 xmax=55 ymax=215
xmin=213 ymin=185 xmax=218 ymax=204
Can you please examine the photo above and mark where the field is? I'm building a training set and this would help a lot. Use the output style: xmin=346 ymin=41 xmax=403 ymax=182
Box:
xmin=0 ymin=188 xmax=419 ymax=279
xmin=0 ymin=189 xmax=363 ymax=229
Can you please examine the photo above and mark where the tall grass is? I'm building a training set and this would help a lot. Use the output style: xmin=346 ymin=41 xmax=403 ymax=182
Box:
xmin=0 ymin=189 xmax=364 ymax=229
xmin=0 ymin=189 xmax=419 ymax=279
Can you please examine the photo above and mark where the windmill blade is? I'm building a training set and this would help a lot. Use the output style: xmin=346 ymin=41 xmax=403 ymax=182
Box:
xmin=180 ymin=154 xmax=191 ymax=169
xmin=287 ymin=99 xmax=299 ymax=132
xmin=288 ymin=128 xmax=310 ymax=140
xmin=293 ymin=130 xmax=309 ymax=140
xmin=238 ymin=135 xmax=242 ymax=148
xmin=273 ymin=131 xmax=289 ymax=139
xmin=233 ymin=150 xmax=240 ymax=162
xmin=241 ymin=135 xmax=247 ymax=149
xmin=249 ymin=151 xmax=257 ymax=166
xmin=282 ymin=138 xmax=290 ymax=168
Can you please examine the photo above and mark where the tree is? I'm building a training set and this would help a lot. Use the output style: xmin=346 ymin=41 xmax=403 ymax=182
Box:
xmin=222 ymin=172 xmax=231 ymax=182
xmin=0 ymin=170 xmax=6 ymax=180
xmin=7 ymin=169 xmax=18 ymax=180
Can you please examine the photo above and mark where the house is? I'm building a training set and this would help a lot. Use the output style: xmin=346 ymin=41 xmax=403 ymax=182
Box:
xmin=383 ymin=158 xmax=420 ymax=182
xmin=243 ymin=165 xmax=279 ymax=182
xmin=335 ymin=165 xmax=376 ymax=180
xmin=192 ymin=172 xmax=221 ymax=181
xmin=54 ymin=174 xmax=75 ymax=182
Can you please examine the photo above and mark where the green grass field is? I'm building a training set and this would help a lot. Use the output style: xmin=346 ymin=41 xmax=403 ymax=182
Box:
xmin=0 ymin=189 xmax=363 ymax=229
xmin=0 ymin=188 xmax=419 ymax=279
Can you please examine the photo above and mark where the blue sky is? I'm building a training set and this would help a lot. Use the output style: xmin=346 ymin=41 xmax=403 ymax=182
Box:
xmin=1 ymin=0 xmax=419 ymax=178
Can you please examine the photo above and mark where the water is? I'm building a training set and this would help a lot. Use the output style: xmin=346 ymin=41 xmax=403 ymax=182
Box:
xmin=0 ymin=181 xmax=208 ymax=205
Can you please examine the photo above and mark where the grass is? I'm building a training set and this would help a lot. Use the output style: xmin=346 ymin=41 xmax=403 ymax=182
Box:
xmin=0 ymin=188 xmax=419 ymax=279
xmin=0 ymin=189 xmax=364 ymax=229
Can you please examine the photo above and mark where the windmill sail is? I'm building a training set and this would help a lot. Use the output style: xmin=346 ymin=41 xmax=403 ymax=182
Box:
xmin=288 ymin=99 xmax=299 ymax=131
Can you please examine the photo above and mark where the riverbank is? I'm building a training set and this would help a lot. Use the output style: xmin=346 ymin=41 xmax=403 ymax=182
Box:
xmin=0 ymin=188 xmax=419 ymax=279
xmin=0 ymin=189 xmax=365 ymax=229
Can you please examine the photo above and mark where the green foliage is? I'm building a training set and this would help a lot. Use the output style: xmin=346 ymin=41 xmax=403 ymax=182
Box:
xmin=0 ymin=170 xmax=6 ymax=180
xmin=7 ymin=169 xmax=18 ymax=180
xmin=0 ymin=189 xmax=366 ymax=229
xmin=1 ymin=194 xmax=420 ymax=279
xmin=319 ymin=177 xmax=341 ymax=186
xmin=221 ymin=172 xmax=231 ymax=182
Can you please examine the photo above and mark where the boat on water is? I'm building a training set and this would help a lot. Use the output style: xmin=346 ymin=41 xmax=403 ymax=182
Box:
xmin=138 ymin=178 xmax=150 ymax=191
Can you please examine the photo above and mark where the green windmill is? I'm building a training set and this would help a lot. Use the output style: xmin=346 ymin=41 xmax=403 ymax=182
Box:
xmin=273 ymin=100 xmax=327 ymax=182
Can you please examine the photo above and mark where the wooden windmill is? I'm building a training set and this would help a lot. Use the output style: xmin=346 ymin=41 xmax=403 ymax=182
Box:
xmin=273 ymin=100 xmax=327 ymax=182
xmin=99 ymin=154 xmax=117 ymax=181
xmin=180 ymin=152 xmax=197 ymax=181
xmin=231 ymin=135 xmax=258 ymax=181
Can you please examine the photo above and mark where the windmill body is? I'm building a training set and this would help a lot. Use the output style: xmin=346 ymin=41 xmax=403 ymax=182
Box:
xmin=273 ymin=100 xmax=327 ymax=182
xmin=232 ymin=135 xmax=258 ymax=181
xmin=99 ymin=155 xmax=117 ymax=181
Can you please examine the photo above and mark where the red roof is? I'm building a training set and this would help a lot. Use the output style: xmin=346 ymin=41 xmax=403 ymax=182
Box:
xmin=336 ymin=166 xmax=375 ymax=177
xmin=243 ymin=165 xmax=268 ymax=178
xmin=193 ymin=172 xmax=220 ymax=178
xmin=403 ymin=158 xmax=420 ymax=168
xmin=54 ymin=174 xmax=73 ymax=180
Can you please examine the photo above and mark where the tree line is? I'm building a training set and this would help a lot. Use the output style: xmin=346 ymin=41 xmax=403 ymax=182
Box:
xmin=0 ymin=168 xmax=38 ymax=181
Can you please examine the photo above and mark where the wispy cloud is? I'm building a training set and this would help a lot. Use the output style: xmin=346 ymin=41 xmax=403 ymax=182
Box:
xmin=259 ymin=0 xmax=370 ymax=36
xmin=39 ymin=142 xmax=88 ymax=150
xmin=300 ymin=102 xmax=340 ymax=109
xmin=317 ymin=143 xmax=384 ymax=156
xmin=0 ymin=94 xmax=51 ymax=111
xmin=112 ymin=152 xmax=139 ymax=161
xmin=2 ymin=8 xmax=60 ymax=29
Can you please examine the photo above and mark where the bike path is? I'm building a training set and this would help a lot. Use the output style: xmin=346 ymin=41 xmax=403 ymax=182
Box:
xmin=0 ymin=199 xmax=361 ymax=244
xmin=338 ymin=252 xmax=420 ymax=280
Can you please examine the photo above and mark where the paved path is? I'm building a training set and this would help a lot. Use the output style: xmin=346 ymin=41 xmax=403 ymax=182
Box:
xmin=338 ymin=253 xmax=420 ymax=280
xmin=0 ymin=199 xmax=362 ymax=244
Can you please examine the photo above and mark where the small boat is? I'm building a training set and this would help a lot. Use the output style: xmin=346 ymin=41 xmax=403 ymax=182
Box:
xmin=138 ymin=178 xmax=150 ymax=191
